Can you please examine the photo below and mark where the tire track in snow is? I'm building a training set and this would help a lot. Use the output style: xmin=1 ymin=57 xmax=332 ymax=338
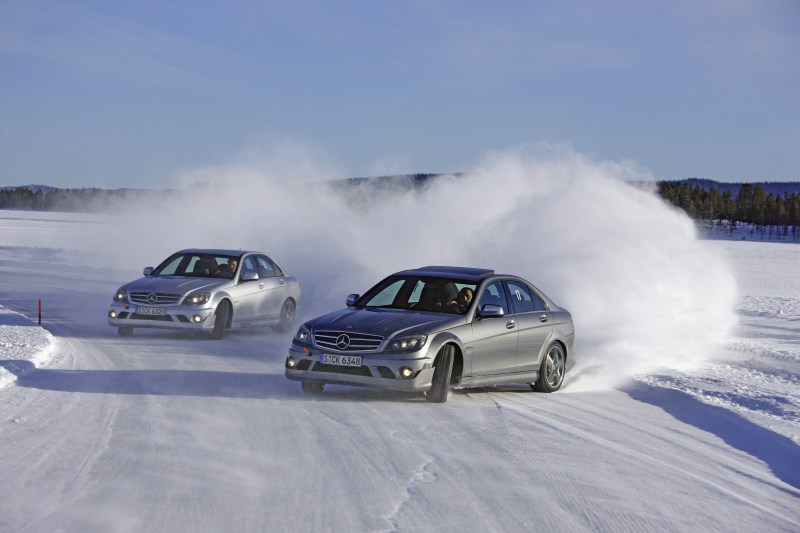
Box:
xmin=384 ymin=457 xmax=438 ymax=532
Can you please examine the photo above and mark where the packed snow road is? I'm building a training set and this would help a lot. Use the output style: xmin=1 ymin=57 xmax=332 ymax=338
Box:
xmin=0 ymin=245 xmax=797 ymax=532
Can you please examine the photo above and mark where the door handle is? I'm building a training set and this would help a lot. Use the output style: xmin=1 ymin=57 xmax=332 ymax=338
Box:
xmin=540 ymin=314 xmax=549 ymax=323
xmin=258 ymin=283 xmax=264 ymax=289
xmin=506 ymin=320 xmax=516 ymax=329
xmin=279 ymin=278 xmax=284 ymax=285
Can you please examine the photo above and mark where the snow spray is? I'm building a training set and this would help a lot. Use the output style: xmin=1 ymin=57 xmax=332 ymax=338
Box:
xmin=80 ymin=143 xmax=740 ymax=390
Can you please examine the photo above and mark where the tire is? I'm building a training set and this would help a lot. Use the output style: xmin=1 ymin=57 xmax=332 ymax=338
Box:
xmin=118 ymin=326 xmax=134 ymax=336
xmin=277 ymin=299 xmax=296 ymax=332
xmin=301 ymin=382 xmax=324 ymax=394
xmin=532 ymin=343 xmax=566 ymax=392
xmin=210 ymin=301 xmax=230 ymax=340
xmin=426 ymin=344 xmax=454 ymax=403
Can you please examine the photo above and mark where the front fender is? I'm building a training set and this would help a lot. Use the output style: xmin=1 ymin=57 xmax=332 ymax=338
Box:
xmin=426 ymin=324 xmax=471 ymax=362
xmin=426 ymin=332 xmax=461 ymax=355
xmin=210 ymin=291 xmax=233 ymax=310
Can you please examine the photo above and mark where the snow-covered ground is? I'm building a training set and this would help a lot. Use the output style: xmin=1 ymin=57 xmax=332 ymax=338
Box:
xmin=1 ymin=195 xmax=798 ymax=531
xmin=639 ymin=240 xmax=800 ymax=445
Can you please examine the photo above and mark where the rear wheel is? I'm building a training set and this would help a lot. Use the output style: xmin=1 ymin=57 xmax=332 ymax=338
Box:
xmin=532 ymin=343 xmax=565 ymax=392
xmin=301 ymin=382 xmax=324 ymax=394
xmin=118 ymin=326 xmax=134 ymax=336
xmin=210 ymin=301 xmax=230 ymax=340
xmin=426 ymin=344 xmax=454 ymax=403
xmin=277 ymin=300 xmax=296 ymax=332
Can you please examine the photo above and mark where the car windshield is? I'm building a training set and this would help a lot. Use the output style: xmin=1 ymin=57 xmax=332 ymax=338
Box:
xmin=152 ymin=252 xmax=241 ymax=279
xmin=358 ymin=275 xmax=478 ymax=315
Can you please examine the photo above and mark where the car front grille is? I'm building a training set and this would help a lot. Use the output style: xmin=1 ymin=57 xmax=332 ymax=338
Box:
xmin=314 ymin=331 xmax=384 ymax=352
xmin=129 ymin=292 xmax=182 ymax=305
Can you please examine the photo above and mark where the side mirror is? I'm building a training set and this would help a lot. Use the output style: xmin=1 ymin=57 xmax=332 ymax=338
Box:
xmin=346 ymin=294 xmax=359 ymax=306
xmin=478 ymin=304 xmax=504 ymax=319
xmin=143 ymin=266 xmax=154 ymax=276
xmin=241 ymin=271 xmax=260 ymax=282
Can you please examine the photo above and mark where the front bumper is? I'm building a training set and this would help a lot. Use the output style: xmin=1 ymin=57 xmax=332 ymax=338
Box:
xmin=107 ymin=302 xmax=216 ymax=332
xmin=284 ymin=343 xmax=436 ymax=392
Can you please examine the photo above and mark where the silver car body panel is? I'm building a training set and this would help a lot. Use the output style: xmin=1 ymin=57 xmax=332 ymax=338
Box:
xmin=108 ymin=249 xmax=300 ymax=335
xmin=285 ymin=266 xmax=575 ymax=393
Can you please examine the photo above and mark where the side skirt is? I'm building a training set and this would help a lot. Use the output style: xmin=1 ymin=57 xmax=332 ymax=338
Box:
xmin=455 ymin=371 xmax=539 ymax=389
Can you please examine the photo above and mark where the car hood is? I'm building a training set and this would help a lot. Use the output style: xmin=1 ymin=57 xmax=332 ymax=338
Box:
xmin=308 ymin=307 xmax=464 ymax=337
xmin=123 ymin=276 xmax=229 ymax=295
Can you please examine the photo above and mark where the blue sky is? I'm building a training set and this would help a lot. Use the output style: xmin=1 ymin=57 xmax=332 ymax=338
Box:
xmin=0 ymin=0 xmax=798 ymax=187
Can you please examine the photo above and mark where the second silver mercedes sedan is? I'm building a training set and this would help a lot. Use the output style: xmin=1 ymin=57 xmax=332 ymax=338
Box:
xmin=285 ymin=266 xmax=575 ymax=402
xmin=108 ymin=249 xmax=300 ymax=339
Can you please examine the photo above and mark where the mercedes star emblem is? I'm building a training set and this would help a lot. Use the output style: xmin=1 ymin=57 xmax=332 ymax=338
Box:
xmin=336 ymin=334 xmax=351 ymax=350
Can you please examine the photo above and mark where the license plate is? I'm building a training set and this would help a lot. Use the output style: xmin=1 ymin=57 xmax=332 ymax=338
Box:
xmin=321 ymin=353 xmax=362 ymax=367
xmin=136 ymin=306 xmax=167 ymax=316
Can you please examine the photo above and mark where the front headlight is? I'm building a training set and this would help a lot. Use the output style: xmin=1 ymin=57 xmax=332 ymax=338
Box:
xmin=114 ymin=287 xmax=128 ymax=303
xmin=183 ymin=292 xmax=211 ymax=305
xmin=388 ymin=334 xmax=427 ymax=352
xmin=294 ymin=324 xmax=312 ymax=343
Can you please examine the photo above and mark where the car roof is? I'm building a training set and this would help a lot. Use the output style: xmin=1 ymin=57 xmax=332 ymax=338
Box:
xmin=176 ymin=248 xmax=261 ymax=256
xmin=397 ymin=265 xmax=495 ymax=281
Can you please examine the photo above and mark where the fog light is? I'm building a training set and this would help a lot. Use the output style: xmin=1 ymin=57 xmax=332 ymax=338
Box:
xmin=109 ymin=310 xmax=117 ymax=318
xmin=399 ymin=367 xmax=414 ymax=379
xmin=192 ymin=315 xmax=203 ymax=323
xmin=286 ymin=356 xmax=296 ymax=369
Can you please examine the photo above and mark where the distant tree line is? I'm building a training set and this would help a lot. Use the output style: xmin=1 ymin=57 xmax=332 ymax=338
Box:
xmin=2 ymin=180 xmax=800 ymax=237
xmin=658 ymin=181 xmax=800 ymax=240
xmin=0 ymin=186 xmax=168 ymax=212
xmin=658 ymin=181 xmax=800 ymax=225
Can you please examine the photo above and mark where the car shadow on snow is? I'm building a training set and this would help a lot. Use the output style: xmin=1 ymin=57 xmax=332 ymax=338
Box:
xmin=0 ymin=360 xmax=430 ymax=403
xmin=624 ymin=381 xmax=800 ymax=491
xmin=0 ymin=359 xmax=301 ymax=400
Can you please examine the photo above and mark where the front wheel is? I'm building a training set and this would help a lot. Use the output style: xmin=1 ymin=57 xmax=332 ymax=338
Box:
xmin=426 ymin=345 xmax=454 ymax=403
xmin=301 ymin=382 xmax=324 ymax=394
xmin=532 ymin=343 xmax=566 ymax=392
xmin=277 ymin=300 xmax=296 ymax=332
xmin=210 ymin=301 xmax=230 ymax=340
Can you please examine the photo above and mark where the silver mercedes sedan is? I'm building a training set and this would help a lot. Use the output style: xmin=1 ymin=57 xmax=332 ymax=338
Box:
xmin=108 ymin=249 xmax=300 ymax=339
xmin=285 ymin=266 xmax=575 ymax=402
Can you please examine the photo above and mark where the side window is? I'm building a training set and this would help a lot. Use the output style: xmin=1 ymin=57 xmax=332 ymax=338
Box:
xmin=477 ymin=281 xmax=509 ymax=314
xmin=505 ymin=281 xmax=535 ymax=314
xmin=257 ymin=256 xmax=277 ymax=278
xmin=271 ymin=258 xmax=285 ymax=276
xmin=531 ymin=290 xmax=547 ymax=311
xmin=240 ymin=256 xmax=259 ymax=279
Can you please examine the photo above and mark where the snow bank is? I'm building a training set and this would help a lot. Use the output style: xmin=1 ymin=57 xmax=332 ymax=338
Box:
xmin=0 ymin=305 xmax=55 ymax=389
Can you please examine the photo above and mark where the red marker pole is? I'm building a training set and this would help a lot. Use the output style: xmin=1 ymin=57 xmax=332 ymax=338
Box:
xmin=38 ymin=299 xmax=42 ymax=325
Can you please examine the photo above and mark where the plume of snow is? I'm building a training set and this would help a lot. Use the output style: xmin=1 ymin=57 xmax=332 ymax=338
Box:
xmin=77 ymin=143 xmax=740 ymax=389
